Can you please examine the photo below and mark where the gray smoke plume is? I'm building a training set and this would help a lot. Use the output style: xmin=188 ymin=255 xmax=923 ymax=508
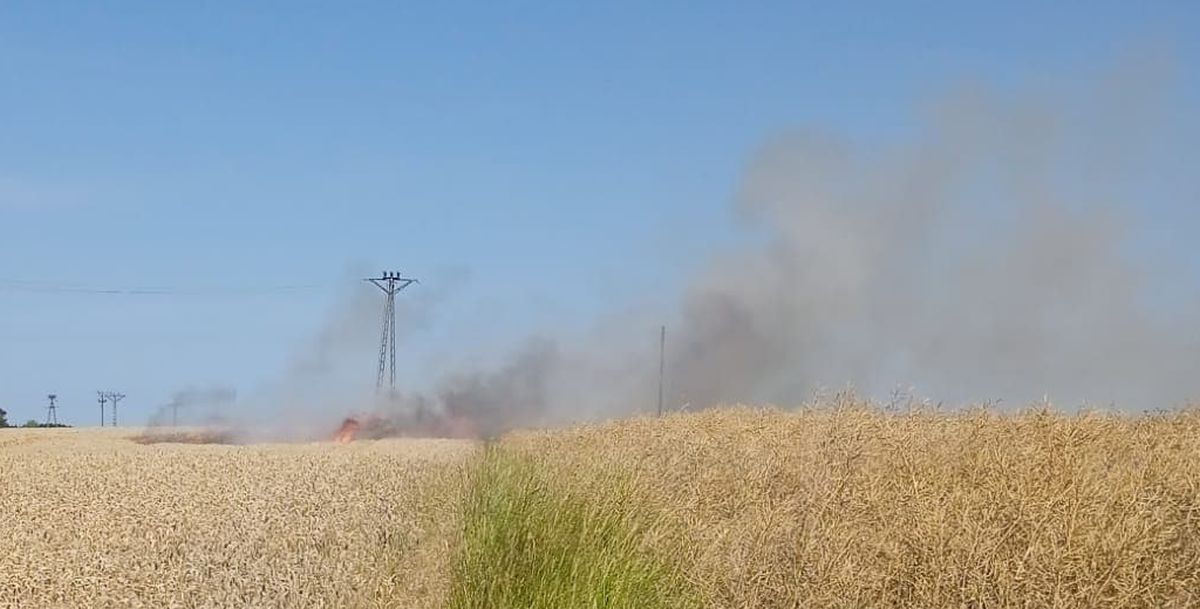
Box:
xmin=403 ymin=64 xmax=1198 ymax=432
xmin=285 ymin=266 xmax=465 ymax=380
xmin=179 ymin=61 xmax=1197 ymax=442
xmin=177 ymin=266 xmax=471 ymax=442
xmin=667 ymin=59 xmax=1199 ymax=411
xmin=147 ymin=386 xmax=238 ymax=428
xmin=437 ymin=337 xmax=558 ymax=438
xmin=671 ymin=134 xmax=1197 ymax=410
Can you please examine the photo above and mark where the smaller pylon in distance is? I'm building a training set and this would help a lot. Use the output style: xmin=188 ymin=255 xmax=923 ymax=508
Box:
xmin=45 ymin=394 xmax=58 ymax=426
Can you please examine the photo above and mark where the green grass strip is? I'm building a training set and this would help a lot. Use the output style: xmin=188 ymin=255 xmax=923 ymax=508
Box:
xmin=448 ymin=446 xmax=698 ymax=609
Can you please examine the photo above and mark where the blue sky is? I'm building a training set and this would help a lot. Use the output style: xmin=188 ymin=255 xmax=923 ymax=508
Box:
xmin=2 ymin=2 xmax=1198 ymax=424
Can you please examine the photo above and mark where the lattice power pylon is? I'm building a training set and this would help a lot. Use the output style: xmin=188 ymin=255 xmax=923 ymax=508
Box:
xmin=365 ymin=271 xmax=417 ymax=394
xmin=45 ymin=394 xmax=58 ymax=425
xmin=99 ymin=391 xmax=125 ymax=427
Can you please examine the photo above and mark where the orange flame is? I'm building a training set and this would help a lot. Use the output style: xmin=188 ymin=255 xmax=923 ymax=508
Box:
xmin=334 ymin=417 xmax=360 ymax=443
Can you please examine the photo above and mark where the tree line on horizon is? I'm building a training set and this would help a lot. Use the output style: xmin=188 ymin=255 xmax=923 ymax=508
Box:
xmin=0 ymin=407 xmax=71 ymax=429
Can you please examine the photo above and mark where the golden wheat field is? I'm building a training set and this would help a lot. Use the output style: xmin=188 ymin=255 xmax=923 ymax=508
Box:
xmin=3 ymin=403 xmax=1200 ymax=609
xmin=0 ymin=428 xmax=473 ymax=609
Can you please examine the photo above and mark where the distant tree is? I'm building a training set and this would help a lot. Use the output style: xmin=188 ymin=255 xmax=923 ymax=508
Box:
xmin=23 ymin=419 xmax=40 ymax=428
xmin=0 ymin=407 xmax=7 ymax=427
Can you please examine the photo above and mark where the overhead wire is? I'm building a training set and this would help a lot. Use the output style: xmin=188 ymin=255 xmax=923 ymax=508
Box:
xmin=0 ymin=279 xmax=330 ymax=296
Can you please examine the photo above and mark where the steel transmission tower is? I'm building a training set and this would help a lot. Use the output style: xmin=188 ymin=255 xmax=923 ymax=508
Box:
xmin=365 ymin=271 xmax=417 ymax=394
xmin=45 ymin=394 xmax=58 ymax=425
xmin=100 ymin=391 xmax=125 ymax=426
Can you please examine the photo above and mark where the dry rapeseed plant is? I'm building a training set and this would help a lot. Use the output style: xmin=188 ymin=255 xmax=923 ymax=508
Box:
xmin=0 ymin=428 xmax=474 ymax=609
xmin=508 ymin=402 xmax=1200 ymax=609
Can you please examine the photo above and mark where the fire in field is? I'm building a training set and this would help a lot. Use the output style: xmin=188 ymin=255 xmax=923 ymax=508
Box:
xmin=4 ymin=4 xmax=1199 ymax=609
xmin=2 ymin=402 xmax=1198 ymax=608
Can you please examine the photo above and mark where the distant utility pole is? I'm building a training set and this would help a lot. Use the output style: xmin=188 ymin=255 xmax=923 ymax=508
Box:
xmin=171 ymin=400 xmax=180 ymax=427
xmin=657 ymin=326 xmax=666 ymax=417
xmin=45 ymin=394 xmax=58 ymax=425
xmin=365 ymin=270 xmax=418 ymax=394
xmin=97 ymin=392 xmax=107 ymax=427
xmin=100 ymin=391 xmax=125 ymax=427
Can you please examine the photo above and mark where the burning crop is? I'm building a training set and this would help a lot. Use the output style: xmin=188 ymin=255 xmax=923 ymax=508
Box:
xmin=334 ymin=416 xmax=361 ymax=443
xmin=331 ymin=407 xmax=483 ymax=443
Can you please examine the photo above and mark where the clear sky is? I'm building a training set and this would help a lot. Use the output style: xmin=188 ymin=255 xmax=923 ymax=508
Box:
xmin=2 ymin=2 xmax=1198 ymax=425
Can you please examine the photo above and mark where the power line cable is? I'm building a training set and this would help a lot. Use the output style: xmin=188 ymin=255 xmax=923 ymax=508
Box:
xmin=0 ymin=279 xmax=329 ymax=296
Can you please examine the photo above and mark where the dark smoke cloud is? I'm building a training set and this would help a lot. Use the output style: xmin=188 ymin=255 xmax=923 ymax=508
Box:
xmin=671 ymin=132 xmax=1198 ymax=410
xmin=409 ymin=64 xmax=1198 ymax=432
xmin=438 ymin=338 xmax=558 ymax=438
xmin=663 ymin=59 xmax=1198 ymax=412
xmin=183 ymin=60 xmax=1198 ymax=441
xmin=231 ymin=266 xmax=470 ymax=441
